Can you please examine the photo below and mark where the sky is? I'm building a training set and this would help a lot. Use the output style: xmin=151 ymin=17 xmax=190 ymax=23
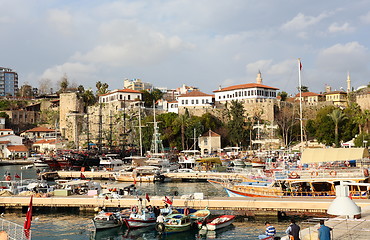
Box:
xmin=1 ymin=0 xmax=370 ymax=96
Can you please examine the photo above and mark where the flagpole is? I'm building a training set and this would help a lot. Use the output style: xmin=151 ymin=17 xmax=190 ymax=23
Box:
xmin=298 ymin=58 xmax=304 ymax=147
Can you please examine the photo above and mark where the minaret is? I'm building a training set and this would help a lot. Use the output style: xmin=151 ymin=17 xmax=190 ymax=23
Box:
xmin=256 ymin=70 xmax=263 ymax=84
xmin=346 ymin=72 xmax=351 ymax=93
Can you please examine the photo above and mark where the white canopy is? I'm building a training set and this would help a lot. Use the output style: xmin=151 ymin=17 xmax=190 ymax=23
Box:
xmin=301 ymin=148 xmax=369 ymax=163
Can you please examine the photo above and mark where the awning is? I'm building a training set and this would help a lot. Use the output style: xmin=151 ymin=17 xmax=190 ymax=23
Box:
xmin=301 ymin=148 xmax=369 ymax=163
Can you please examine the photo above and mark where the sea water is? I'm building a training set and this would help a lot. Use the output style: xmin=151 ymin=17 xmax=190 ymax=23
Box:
xmin=0 ymin=165 xmax=311 ymax=239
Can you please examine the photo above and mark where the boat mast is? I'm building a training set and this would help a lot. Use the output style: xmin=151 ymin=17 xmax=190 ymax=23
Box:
xmin=298 ymin=58 xmax=304 ymax=147
xmin=138 ymin=102 xmax=143 ymax=156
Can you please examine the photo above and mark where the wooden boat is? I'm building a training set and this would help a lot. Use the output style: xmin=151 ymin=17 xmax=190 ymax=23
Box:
xmin=217 ymin=168 xmax=370 ymax=199
xmin=155 ymin=213 xmax=193 ymax=234
xmin=198 ymin=215 xmax=235 ymax=231
xmin=93 ymin=211 xmax=122 ymax=230
xmin=114 ymin=166 xmax=165 ymax=182
xmin=123 ymin=207 xmax=156 ymax=229
xmin=189 ymin=209 xmax=211 ymax=221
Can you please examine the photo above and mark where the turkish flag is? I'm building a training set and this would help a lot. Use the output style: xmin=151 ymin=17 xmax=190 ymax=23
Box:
xmin=145 ymin=193 xmax=150 ymax=202
xmin=23 ymin=196 xmax=33 ymax=239
xmin=164 ymin=196 xmax=172 ymax=205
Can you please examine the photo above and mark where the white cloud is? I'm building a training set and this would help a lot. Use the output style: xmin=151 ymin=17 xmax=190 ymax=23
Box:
xmin=71 ymin=20 xmax=193 ymax=67
xmin=360 ymin=11 xmax=370 ymax=24
xmin=47 ymin=9 xmax=74 ymax=35
xmin=246 ymin=60 xmax=273 ymax=74
xmin=268 ymin=60 xmax=297 ymax=75
xmin=328 ymin=22 xmax=354 ymax=33
xmin=40 ymin=62 xmax=97 ymax=84
xmin=316 ymin=42 xmax=369 ymax=72
xmin=281 ymin=12 xmax=331 ymax=31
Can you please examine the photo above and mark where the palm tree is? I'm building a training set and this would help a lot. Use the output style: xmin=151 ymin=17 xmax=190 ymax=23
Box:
xmin=175 ymin=110 xmax=191 ymax=150
xmin=327 ymin=109 xmax=347 ymax=147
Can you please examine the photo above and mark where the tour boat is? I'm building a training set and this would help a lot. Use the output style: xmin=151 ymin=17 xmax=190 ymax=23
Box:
xmin=155 ymin=213 xmax=193 ymax=234
xmin=93 ymin=211 xmax=123 ymax=230
xmin=217 ymin=167 xmax=370 ymax=199
xmin=123 ymin=207 xmax=156 ymax=229
xmin=198 ymin=215 xmax=235 ymax=231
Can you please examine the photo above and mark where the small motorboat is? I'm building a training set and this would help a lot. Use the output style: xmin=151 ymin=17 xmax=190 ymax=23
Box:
xmin=21 ymin=164 xmax=34 ymax=170
xmin=189 ymin=208 xmax=211 ymax=221
xmin=123 ymin=206 xmax=156 ymax=229
xmin=198 ymin=215 xmax=235 ymax=231
xmin=93 ymin=211 xmax=123 ymax=230
xmin=155 ymin=213 xmax=194 ymax=234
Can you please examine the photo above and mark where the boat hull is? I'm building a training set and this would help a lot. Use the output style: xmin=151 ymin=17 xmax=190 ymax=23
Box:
xmin=163 ymin=223 xmax=192 ymax=233
xmin=198 ymin=215 xmax=235 ymax=231
xmin=124 ymin=218 xmax=156 ymax=229
xmin=93 ymin=220 xmax=121 ymax=230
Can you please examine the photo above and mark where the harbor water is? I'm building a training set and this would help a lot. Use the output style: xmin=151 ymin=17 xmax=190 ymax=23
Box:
xmin=0 ymin=165 xmax=310 ymax=239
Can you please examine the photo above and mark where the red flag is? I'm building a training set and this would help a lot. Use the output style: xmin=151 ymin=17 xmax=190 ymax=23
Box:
xmin=15 ymin=173 xmax=21 ymax=179
xmin=145 ymin=193 xmax=150 ymax=202
xmin=300 ymin=61 xmax=302 ymax=71
xmin=24 ymin=195 xmax=33 ymax=239
xmin=164 ymin=196 xmax=172 ymax=205
xmin=349 ymin=192 xmax=352 ymax=200
xmin=105 ymin=195 xmax=109 ymax=200
xmin=134 ymin=178 xmax=137 ymax=184
xmin=80 ymin=173 xmax=86 ymax=179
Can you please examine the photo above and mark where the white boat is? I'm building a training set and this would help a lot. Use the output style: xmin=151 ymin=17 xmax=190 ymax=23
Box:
xmin=93 ymin=211 xmax=123 ymax=230
xmin=99 ymin=154 xmax=124 ymax=171
xmin=123 ymin=207 xmax=156 ymax=229
xmin=198 ymin=215 xmax=235 ymax=231
xmin=34 ymin=158 xmax=49 ymax=168
xmin=21 ymin=164 xmax=34 ymax=169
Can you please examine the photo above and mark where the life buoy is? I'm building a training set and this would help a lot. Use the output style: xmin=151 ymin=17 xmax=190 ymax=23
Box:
xmin=364 ymin=169 xmax=369 ymax=177
xmin=184 ymin=208 xmax=190 ymax=216
xmin=131 ymin=206 xmax=138 ymax=213
xmin=173 ymin=191 xmax=179 ymax=196
xmin=330 ymin=170 xmax=337 ymax=177
xmin=289 ymin=172 xmax=299 ymax=179
xmin=5 ymin=175 xmax=11 ymax=181
xmin=311 ymin=171 xmax=318 ymax=177
xmin=155 ymin=223 xmax=165 ymax=232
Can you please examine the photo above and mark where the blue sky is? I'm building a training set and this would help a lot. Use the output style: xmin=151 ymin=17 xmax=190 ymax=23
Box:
xmin=1 ymin=0 xmax=370 ymax=95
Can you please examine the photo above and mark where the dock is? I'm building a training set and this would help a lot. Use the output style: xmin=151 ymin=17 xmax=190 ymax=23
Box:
xmin=52 ymin=171 xmax=253 ymax=181
xmin=1 ymin=196 xmax=370 ymax=214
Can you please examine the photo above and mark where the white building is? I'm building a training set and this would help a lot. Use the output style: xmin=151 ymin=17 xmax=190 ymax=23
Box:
xmin=99 ymin=89 xmax=142 ymax=104
xmin=177 ymin=91 xmax=214 ymax=108
xmin=123 ymin=78 xmax=152 ymax=91
xmin=213 ymin=72 xmax=278 ymax=103
xmin=0 ymin=129 xmax=14 ymax=136
xmin=198 ymin=130 xmax=221 ymax=156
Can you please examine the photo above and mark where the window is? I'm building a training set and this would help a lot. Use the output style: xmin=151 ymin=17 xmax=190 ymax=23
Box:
xmin=196 ymin=99 xmax=198 ymax=104
xmin=191 ymin=100 xmax=194 ymax=104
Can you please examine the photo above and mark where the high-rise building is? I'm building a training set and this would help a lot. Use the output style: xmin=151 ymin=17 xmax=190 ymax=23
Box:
xmin=0 ymin=67 xmax=18 ymax=96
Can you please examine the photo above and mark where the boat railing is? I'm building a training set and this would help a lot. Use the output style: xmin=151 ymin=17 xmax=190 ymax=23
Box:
xmin=275 ymin=167 xmax=369 ymax=179
xmin=0 ymin=218 xmax=30 ymax=240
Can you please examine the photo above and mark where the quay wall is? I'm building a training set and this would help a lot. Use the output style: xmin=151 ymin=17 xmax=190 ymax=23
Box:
xmin=2 ymin=196 xmax=370 ymax=214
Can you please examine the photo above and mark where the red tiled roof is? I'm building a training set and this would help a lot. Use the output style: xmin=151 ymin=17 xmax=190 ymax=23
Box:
xmin=7 ymin=145 xmax=28 ymax=152
xmin=168 ymin=100 xmax=178 ymax=103
xmin=99 ymin=89 xmax=142 ymax=96
xmin=178 ymin=91 xmax=213 ymax=98
xmin=213 ymin=83 xmax=279 ymax=92
xmin=0 ymin=141 xmax=10 ymax=144
xmin=0 ymin=129 xmax=13 ymax=131
xmin=294 ymin=92 xmax=322 ymax=97
xmin=201 ymin=130 xmax=220 ymax=137
xmin=25 ymin=127 xmax=55 ymax=132
xmin=34 ymin=139 xmax=58 ymax=144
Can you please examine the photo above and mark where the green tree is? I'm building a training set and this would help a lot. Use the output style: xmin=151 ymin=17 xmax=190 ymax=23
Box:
xmin=96 ymin=81 xmax=109 ymax=95
xmin=277 ymin=91 xmax=288 ymax=101
xmin=327 ymin=109 xmax=347 ymax=147
xmin=227 ymin=100 xmax=248 ymax=147
xmin=175 ymin=110 xmax=191 ymax=150
xmin=306 ymin=106 xmax=336 ymax=146
xmin=59 ymin=75 xmax=69 ymax=93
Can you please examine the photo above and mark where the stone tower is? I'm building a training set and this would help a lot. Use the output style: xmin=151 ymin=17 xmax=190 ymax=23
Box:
xmin=347 ymin=72 xmax=351 ymax=93
xmin=256 ymin=71 xmax=263 ymax=84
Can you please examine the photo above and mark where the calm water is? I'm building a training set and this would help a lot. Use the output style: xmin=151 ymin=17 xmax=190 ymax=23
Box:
xmin=0 ymin=165 xmax=311 ymax=240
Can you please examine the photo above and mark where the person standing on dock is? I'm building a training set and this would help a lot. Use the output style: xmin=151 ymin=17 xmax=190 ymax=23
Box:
xmin=318 ymin=220 xmax=332 ymax=240
xmin=286 ymin=219 xmax=300 ymax=240
xmin=258 ymin=221 xmax=276 ymax=239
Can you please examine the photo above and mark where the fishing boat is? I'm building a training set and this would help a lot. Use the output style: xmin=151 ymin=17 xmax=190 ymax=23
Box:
xmin=219 ymin=167 xmax=370 ymax=199
xmin=198 ymin=215 xmax=235 ymax=231
xmin=114 ymin=166 xmax=165 ymax=182
xmin=123 ymin=207 xmax=156 ymax=229
xmin=93 ymin=211 xmax=123 ymax=230
xmin=155 ymin=213 xmax=193 ymax=234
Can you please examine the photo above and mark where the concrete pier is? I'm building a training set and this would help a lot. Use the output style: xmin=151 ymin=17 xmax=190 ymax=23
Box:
xmin=1 ymin=196 xmax=370 ymax=213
